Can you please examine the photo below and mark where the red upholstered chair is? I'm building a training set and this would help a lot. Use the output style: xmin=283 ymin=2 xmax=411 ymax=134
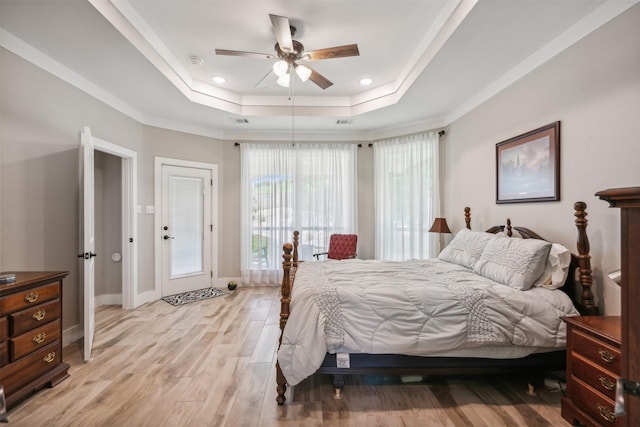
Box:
xmin=313 ymin=234 xmax=358 ymax=260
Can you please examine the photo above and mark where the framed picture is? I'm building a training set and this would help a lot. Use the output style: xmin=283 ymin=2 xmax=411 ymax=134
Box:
xmin=496 ymin=121 xmax=560 ymax=204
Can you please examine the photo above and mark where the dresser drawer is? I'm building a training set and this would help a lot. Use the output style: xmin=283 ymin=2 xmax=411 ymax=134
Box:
xmin=9 ymin=298 xmax=60 ymax=337
xmin=0 ymin=282 xmax=60 ymax=315
xmin=0 ymin=340 xmax=7 ymax=366
xmin=9 ymin=319 xmax=60 ymax=361
xmin=0 ymin=340 xmax=61 ymax=395
xmin=0 ymin=316 xmax=7 ymax=341
xmin=572 ymin=353 xmax=617 ymax=400
xmin=572 ymin=328 xmax=621 ymax=373
xmin=568 ymin=376 xmax=621 ymax=426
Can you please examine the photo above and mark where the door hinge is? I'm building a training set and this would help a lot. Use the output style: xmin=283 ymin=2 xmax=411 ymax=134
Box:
xmin=615 ymin=378 xmax=640 ymax=416
xmin=210 ymin=271 xmax=213 ymax=278
xmin=210 ymin=178 xmax=213 ymax=186
xmin=210 ymin=224 xmax=213 ymax=232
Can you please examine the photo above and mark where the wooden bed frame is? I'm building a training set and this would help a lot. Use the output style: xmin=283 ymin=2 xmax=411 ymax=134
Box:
xmin=275 ymin=202 xmax=598 ymax=404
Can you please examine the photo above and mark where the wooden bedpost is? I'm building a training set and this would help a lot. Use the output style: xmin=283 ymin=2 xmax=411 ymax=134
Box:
xmin=464 ymin=207 xmax=471 ymax=229
xmin=505 ymin=218 xmax=513 ymax=237
xmin=574 ymin=201 xmax=598 ymax=315
xmin=276 ymin=242 xmax=293 ymax=405
xmin=292 ymin=230 xmax=299 ymax=267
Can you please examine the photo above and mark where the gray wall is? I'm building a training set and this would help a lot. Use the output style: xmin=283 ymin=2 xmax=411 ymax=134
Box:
xmin=444 ymin=6 xmax=640 ymax=315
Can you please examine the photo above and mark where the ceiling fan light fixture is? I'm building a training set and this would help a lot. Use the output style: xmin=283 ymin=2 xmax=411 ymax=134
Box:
xmin=277 ymin=73 xmax=290 ymax=88
xmin=273 ymin=60 xmax=289 ymax=77
xmin=295 ymin=64 xmax=312 ymax=82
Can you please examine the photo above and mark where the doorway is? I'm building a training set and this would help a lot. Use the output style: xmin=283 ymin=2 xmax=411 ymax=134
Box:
xmin=154 ymin=158 xmax=218 ymax=297
xmin=80 ymin=127 xmax=137 ymax=362
xmin=94 ymin=151 xmax=123 ymax=306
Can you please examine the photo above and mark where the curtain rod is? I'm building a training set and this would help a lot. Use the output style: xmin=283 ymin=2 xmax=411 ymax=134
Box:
xmin=367 ymin=129 xmax=446 ymax=147
xmin=234 ymin=142 xmax=364 ymax=147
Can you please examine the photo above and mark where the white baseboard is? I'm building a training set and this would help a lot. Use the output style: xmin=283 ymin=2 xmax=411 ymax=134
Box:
xmin=63 ymin=323 xmax=83 ymax=347
xmin=95 ymin=293 xmax=122 ymax=307
xmin=134 ymin=289 xmax=161 ymax=308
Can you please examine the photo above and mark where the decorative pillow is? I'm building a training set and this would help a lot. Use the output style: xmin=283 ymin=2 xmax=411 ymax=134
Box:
xmin=534 ymin=243 xmax=572 ymax=289
xmin=438 ymin=228 xmax=496 ymax=269
xmin=473 ymin=237 xmax=551 ymax=291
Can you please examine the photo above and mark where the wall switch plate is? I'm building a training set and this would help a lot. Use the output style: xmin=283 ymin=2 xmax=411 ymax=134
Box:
xmin=146 ymin=205 xmax=155 ymax=214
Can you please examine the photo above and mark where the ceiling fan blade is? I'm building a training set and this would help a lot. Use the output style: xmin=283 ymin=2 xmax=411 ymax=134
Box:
xmin=305 ymin=44 xmax=360 ymax=61
xmin=308 ymin=68 xmax=333 ymax=90
xmin=269 ymin=14 xmax=293 ymax=53
xmin=215 ymin=49 xmax=274 ymax=60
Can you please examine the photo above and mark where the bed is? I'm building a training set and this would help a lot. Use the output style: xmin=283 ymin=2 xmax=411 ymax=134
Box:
xmin=275 ymin=202 xmax=598 ymax=405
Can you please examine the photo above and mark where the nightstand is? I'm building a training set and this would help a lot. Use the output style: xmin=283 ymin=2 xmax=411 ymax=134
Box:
xmin=561 ymin=316 xmax=622 ymax=427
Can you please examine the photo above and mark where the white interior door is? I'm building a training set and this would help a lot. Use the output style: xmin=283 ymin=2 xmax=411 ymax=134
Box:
xmin=161 ymin=165 xmax=213 ymax=296
xmin=80 ymin=129 xmax=96 ymax=362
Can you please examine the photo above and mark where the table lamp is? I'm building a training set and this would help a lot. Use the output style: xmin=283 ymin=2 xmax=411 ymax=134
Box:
xmin=429 ymin=217 xmax=451 ymax=254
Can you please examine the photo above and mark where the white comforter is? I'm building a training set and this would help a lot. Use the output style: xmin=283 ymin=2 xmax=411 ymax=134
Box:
xmin=277 ymin=258 xmax=579 ymax=385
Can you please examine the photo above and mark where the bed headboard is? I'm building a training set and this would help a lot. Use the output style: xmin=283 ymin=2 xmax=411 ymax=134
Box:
xmin=483 ymin=202 xmax=598 ymax=316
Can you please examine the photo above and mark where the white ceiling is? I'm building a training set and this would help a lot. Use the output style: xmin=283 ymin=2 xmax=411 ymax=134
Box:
xmin=1 ymin=0 xmax=636 ymax=141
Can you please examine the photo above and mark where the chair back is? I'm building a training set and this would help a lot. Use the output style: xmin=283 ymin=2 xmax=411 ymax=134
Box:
xmin=327 ymin=234 xmax=358 ymax=260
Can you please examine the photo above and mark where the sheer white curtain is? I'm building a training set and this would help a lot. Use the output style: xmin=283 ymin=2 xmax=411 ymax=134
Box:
xmin=240 ymin=143 xmax=357 ymax=285
xmin=374 ymin=132 xmax=440 ymax=260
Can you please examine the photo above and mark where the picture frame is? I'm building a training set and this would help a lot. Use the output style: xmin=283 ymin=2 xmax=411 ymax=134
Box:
xmin=496 ymin=121 xmax=560 ymax=204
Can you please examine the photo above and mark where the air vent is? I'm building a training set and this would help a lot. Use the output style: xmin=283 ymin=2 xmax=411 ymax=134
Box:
xmin=336 ymin=119 xmax=353 ymax=125
xmin=229 ymin=118 xmax=249 ymax=124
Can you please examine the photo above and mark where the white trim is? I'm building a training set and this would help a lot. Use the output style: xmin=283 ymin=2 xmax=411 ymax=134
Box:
xmin=1 ymin=28 xmax=144 ymax=123
xmin=95 ymin=293 xmax=123 ymax=307
xmin=154 ymin=157 xmax=219 ymax=299
xmin=63 ymin=324 xmax=83 ymax=347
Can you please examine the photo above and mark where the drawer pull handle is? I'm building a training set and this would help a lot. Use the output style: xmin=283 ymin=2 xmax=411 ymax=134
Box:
xmin=24 ymin=291 xmax=39 ymax=303
xmin=598 ymin=348 xmax=616 ymax=363
xmin=43 ymin=352 xmax=56 ymax=363
xmin=597 ymin=403 xmax=616 ymax=422
xmin=32 ymin=332 xmax=46 ymax=344
xmin=32 ymin=309 xmax=47 ymax=321
xmin=599 ymin=376 xmax=616 ymax=391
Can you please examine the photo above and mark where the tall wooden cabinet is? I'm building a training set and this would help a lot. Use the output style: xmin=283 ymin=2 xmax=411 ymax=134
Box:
xmin=0 ymin=271 xmax=70 ymax=408
xmin=596 ymin=187 xmax=640 ymax=426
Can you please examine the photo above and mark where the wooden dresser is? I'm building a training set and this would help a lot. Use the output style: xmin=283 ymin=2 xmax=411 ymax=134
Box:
xmin=562 ymin=316 xmax=622 ymax=427
xmin=0 ymin=271 xmax=70 ymax=408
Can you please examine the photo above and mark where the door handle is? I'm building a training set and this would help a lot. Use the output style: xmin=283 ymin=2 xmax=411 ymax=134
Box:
xmin=77 ymin=252 xmax=97 ymax=259
xmin=163 ymin=235 xmax=175 ymax=240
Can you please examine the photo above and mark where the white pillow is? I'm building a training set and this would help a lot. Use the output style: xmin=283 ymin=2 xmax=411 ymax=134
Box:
xmin=473 ymin=237 xmax=551 ymax=291
xmin=534 ymin=243 xmax=572 ymax=289
xmin=438 ymin=228 xmax=496 ymax=269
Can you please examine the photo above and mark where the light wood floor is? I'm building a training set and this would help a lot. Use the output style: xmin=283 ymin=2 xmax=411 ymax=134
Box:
xmin=7 ymin=286 xmax=573 ymax=426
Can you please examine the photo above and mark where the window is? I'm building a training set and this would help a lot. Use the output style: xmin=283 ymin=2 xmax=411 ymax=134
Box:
xmin=374 ymin=132 xmax=440 ymax=260
xmin=240 ymin=143 xmax=357 ymax=284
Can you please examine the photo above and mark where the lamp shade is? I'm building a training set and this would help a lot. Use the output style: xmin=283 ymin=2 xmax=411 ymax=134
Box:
xmin=276 ymin=73 xmax=290 ymax=88
xmin=428 ymin=218 xmax=451 ymax=234
xmin=295 ymin=64 xmax=312 ymax=82
xmin=273 ymin=60 xmax=289 ymax=77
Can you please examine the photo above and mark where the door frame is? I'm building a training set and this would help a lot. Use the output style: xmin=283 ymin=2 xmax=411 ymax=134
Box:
xmin=154 ymin=157 xmax=218 ymax=296
xmin=82 ymin=127 xmax=138 ymax=309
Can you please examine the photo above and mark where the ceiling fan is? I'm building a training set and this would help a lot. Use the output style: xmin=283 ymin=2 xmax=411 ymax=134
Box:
xmin=215 ymin=14 xmax=360 ymax=90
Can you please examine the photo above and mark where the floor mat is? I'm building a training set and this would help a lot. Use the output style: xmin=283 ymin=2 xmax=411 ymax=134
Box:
xmin=161 ymin=287 xmax=230 ymax=306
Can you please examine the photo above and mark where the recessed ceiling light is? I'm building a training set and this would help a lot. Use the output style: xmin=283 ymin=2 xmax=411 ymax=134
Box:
xmin=212 ymin=76 xmax=226 ymax=84
xmin=359 ymin=78 xmax=373 ymax=86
